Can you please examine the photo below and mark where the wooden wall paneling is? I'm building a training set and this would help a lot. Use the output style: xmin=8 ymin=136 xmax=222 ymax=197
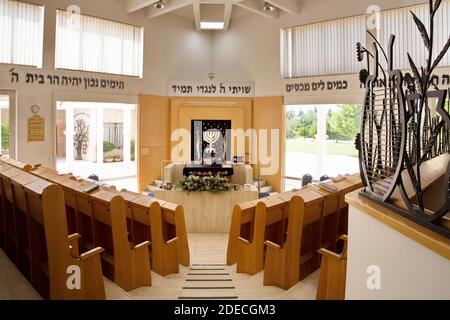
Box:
xmin=138 ymin=95 xmax=170 ymax=192
xmin=253 ymin=97 xmax=285 ymax=192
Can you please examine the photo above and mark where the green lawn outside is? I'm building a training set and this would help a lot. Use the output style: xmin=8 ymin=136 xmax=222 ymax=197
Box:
xmin=286 ymin=139 xmax=358 ymax=157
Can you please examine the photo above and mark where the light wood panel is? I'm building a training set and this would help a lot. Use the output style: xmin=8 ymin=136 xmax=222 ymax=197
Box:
xmin=138 ymin=95 xmax=170 ymax=191
xmin=253 ymin=96 xmax=285 ymax=192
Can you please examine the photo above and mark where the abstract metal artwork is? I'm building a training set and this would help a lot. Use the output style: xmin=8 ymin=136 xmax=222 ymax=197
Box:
xmin=356 ymin=0 xmax=450 ymax=238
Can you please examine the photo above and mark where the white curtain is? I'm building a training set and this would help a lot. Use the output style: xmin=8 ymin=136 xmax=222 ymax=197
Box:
xmin=55 ymin=10 xmax=144 ymax=78
xmin=378 ymin=1 xmax=450 ymax=70
xmin=0 ymin=0 xmax=44 ymax=68
xmin=281 ymin=15 xmax=366 ymax=79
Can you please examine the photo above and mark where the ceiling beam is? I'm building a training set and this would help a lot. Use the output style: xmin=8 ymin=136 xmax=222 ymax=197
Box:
xmin=146 ymin=0 xmax=192 ymax=18
xmin=265 ymin=0 xmax=301 ymax=15
xmin=193 ymin=0 xmax=201 ymax=31
xmin=223 ymin=1 xmax=233 ymax=30
xmin=126 ymin=0 xmax=159 ymax=12
xmin=234 ymin=0 xmax=278 ymax=19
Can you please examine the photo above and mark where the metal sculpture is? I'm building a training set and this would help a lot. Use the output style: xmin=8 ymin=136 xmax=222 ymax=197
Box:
xmin=357 ymin=0 xmax=450 ymax=238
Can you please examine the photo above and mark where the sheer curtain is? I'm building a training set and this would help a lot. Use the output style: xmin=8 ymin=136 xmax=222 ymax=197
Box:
xmin=55 ymin=10 xmax=144 ymax=78
xmin=378 ymin=1 xmax=450 ymax=70
xmin=281 ymin=15 xmax=366 ymax=79
xmin=0 ymin=0 xmax=44 ymax=68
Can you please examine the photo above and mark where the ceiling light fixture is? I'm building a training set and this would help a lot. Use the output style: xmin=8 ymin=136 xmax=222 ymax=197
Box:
xmin=153 ymin=0 xmax=165 ymax=9
xmin=263 ymin=2 xmax=275 ymax=12
xmin=200 ymin=21 xmax=225 ymax=30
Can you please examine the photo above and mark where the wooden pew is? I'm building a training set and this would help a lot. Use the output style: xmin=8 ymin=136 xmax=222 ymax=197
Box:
xmin=236 ymin=197 xmax=288 ymax=275
xmin=303 ymin=183 xmax=340 ymax=253
xmin=227 ymin=187 xmax=324 ymax=278
xmin=27 ymin=169 xmax=152 ymax=290
xmin=0 ymin=165 xmax=27 ymax=264
xmin=0 ymin=156 xmax=32 ymax=172
xmin=88 ymin=189 xmax=151 ymax=290
xmin=227 ymin=200 xmax=258 ymax=266
xmin=22 ymin=177 xmax=106 ymax=299
xmin=331 ymin=175 xmax=363 ymax=249
xmin=279 ymin=188 xmax=324 ymax=280
xmin=28 ymin=165 xmax=190 ymax=271
xmin=316 ymin=235 xmax=348 ymax=300
xmin=127 ymin=194 xmax=185 ymax=275
xmin=10 ymin=161 xmax=190 ymax=278
xmin=263 ymin=195 xmax=304 ymax=289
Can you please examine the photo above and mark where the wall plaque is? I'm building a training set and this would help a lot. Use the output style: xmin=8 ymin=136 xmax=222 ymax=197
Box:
xmin=28 ymin=115 xmax=45 ymax=142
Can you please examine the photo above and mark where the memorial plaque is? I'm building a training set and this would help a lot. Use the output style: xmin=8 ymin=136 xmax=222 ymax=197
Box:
xmin=28 ymin=115 xmax=45 ymax=142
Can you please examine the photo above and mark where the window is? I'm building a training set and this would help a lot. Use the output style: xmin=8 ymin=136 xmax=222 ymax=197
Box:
xmin=378 ymin=1 xmax=450 ymax=70
xmin=0 ymin=0 xmax=44 ymax=67
xmin=284 ymin=104 xmax=362 ymax=191
xmin=281 ymin=16 xmax=366 ymax=78
xmin=55 ymin=10 xmax=144 ymax=77
xmin=56 ymin=101 xmax=137 ymax=191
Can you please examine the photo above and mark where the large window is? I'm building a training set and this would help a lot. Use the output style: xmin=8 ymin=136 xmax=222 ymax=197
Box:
xmin=284 ymin=104 xmax=362 ymax=190
xmin=56 ymin=102 xmax=137 ymax=191
xmin=0 ymin=0 xmax=44 ymax=68
xmin=281 ymin=15 xmax=366 ymax=78
xmin=55 ymin=10 xmax=144 ymax=77
xmin=378 ymin=1 xmax=450 ymax=70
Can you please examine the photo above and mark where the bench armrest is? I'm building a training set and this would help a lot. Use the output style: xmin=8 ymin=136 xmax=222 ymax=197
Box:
xmin=68 ymin=233 xmax=82 ymax=258
xmin=264 ymin=240 xmax=281 ymax=250
xmin=167 ymin=237 xmax=179 ymax=246
xmin=237 ymin=237 xmax=250 ymax=245
xmin=80 ymin=247 xmax=105 ymax=261
xmin=318 ymin=248 xmax=343 ymax=261
xmin=133 ymin=241 xmax=151 ymax=251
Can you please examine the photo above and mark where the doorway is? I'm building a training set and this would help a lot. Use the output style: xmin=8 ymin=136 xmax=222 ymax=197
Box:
xmin=0 ymin=90 xmax=16 ymax=159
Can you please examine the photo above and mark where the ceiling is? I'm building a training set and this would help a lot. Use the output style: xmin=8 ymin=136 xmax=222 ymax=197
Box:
xmin=124 ymin=0 xmax=302 ymax=30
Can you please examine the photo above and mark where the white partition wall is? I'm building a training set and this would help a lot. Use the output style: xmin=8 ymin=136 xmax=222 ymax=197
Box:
xmin=346 ymin=204 xmax=450 ymax=300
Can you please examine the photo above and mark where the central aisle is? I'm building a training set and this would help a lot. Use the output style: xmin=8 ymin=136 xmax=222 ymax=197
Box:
xmin=106 ymin=234 xmax=320 ymax=300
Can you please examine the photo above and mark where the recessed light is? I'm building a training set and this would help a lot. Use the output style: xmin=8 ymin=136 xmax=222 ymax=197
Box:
xmin=263 ymin=2 xmax=275 ymax=12
xmin=200 ymin=21 xmax=225 ymax=30
xmin=153 ymin=1 xmax=165 ymax=9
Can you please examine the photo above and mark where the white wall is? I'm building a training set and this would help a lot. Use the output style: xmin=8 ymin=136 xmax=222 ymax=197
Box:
xmin=346 ymin=204 xmax=450 ymax=299
xmin=0 ymin=0 xmax=212 ymax=167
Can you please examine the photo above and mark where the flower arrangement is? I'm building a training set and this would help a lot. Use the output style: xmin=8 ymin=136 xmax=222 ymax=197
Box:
xmin=174 ymin=175 xmax=232 ymax=193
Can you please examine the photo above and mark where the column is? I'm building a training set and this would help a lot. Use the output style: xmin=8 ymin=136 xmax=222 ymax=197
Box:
xmin=0 ymin=106 xmax=3 ymax=153
xmin=88 ymin=109 xmax=97 ymax=162
xmin=123 ymin=107 xmax=131 ymax=163
xmin=316 ymin=106 xmax=327 ymax=178
xmin=65 ymin=106 xmax=74 ymax=165
xmin=96 ymin=107 xmax=104 ymax=164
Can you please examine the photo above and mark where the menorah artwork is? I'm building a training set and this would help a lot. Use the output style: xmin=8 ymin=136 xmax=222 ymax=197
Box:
xmin=203 ymin=130 xmax=221 ymax=154
xmin=356 ymin=0 xmax=450 ymax=239
xmin=191 ymin=120 xmax=232 ymax=163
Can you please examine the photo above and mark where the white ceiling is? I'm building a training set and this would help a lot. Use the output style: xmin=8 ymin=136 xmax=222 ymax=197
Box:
xmin=124 ymin=0 xmax=303 ymax=30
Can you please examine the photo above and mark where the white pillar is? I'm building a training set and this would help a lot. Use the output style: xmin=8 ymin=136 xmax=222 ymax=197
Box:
xmin=88 ymin=109 xmax=97 ymax=162
xmin=123 ymin=107 xmax=131 ymax=163
xmin=97 ymin=107 xmax=104 ymax=164
xmin=0 ymin=107 xmax=3 ymax=153
xmin=65 ymin=106 xmax=74 ymax=164
xmin=316 ymin=106 xmax=327 ymax=178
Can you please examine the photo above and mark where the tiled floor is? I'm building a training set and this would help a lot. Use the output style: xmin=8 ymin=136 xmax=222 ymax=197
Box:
xmin=0 ymin=233 xmax=318 ymax=300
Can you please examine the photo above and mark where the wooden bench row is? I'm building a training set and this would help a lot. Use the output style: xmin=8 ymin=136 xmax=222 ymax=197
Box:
xmin=226 ymin=174 xmax=362 ymax=289
xmin=0 ymin=161 xmax=106 ymax=299
xmin=0 ymin=157 xmax=190 ymax=298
